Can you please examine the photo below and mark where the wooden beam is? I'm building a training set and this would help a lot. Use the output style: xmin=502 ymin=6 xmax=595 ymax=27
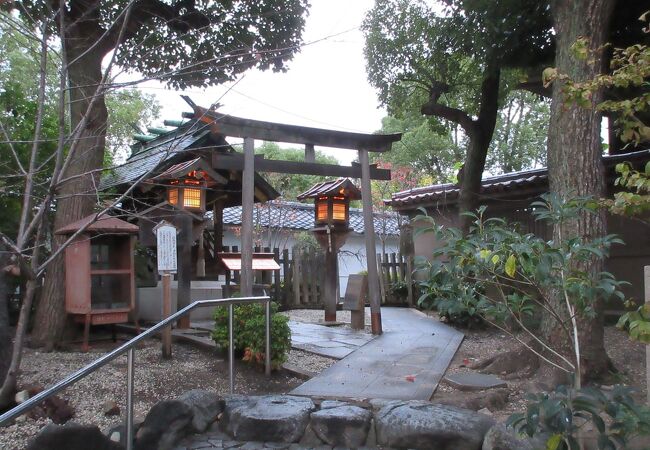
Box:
xmin=240 ymin=137 xmax=255 ymax=297
xmin=359 ymin=149 xmax=382 ymax=335
xmin=191 ymin=105 xmax=401 ymax=151
xmin=212 ymin=153 xmax=391 ymax=180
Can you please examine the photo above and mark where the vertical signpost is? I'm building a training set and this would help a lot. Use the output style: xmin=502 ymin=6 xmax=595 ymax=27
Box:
xmin=154 ymin=221 xmax=178 ymax=359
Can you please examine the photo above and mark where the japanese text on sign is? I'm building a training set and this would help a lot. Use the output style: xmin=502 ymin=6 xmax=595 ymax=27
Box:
xmin=156 ymin=223 xmax=177 ymax=272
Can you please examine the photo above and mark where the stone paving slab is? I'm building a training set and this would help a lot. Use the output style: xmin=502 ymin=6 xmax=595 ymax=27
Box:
xmin=443 ymin=372 xmax=508 ymax=391
xmin=290 ymin=308 xmax=464 ymax=401
xmin=286 ymin=321 xmax=375 ymax=360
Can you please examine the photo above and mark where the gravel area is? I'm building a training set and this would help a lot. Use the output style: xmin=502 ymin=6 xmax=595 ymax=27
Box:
xmin=285 ymin=349 xmax=336 ymax=374
xmin=430 ymin=309 xmax=647 ymax=421
xmin=0 ymin=338 xmax=303 ymax=450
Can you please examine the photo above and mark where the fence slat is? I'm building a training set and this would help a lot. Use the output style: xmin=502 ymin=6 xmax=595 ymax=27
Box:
xmin=390 ymin=252 xmax=398 ymax=283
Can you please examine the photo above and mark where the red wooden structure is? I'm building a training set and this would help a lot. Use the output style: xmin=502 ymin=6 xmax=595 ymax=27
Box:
xmin=56 ymin=214 xmax=139 ymax=351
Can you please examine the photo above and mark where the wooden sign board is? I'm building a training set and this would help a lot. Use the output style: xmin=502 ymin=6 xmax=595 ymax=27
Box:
xmin=153 ymin=221 xmax=177 ymax=273
xmin=219 ymin=253 xmax=280 ymax=271
xmin=343 ymin=274 xmax=368 ymax=311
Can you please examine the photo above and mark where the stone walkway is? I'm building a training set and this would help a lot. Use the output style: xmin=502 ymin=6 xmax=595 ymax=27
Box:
xmin=290 ymin=307 xmax=464 ymax=401
xmin=189 ymin=319 xmax=374 ymax=360
xmin=288 ymin=321 xmax=375 ymax=359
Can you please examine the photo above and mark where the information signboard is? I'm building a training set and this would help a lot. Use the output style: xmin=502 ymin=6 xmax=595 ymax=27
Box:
xmin=153 ymin=221 xmax=177 ymax=273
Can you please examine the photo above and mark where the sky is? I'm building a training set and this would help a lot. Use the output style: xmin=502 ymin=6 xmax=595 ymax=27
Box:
xmin=136 ymin=0 xmax=385 ymax=165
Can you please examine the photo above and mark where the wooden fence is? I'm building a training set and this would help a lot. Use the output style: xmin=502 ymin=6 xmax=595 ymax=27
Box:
xmin=377 ymin=252 xmax=414 ymax=306
xmin=204 ymin=232 xmax=411 ymax=308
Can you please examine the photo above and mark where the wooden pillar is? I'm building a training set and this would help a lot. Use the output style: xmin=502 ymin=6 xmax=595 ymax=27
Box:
xmin=305 ymin=143 xmax=315 ymax=163
xmin=241 ymin=137 xmax=255 ymax=297
xmin=161 ymin=273 xmax=172 ymax=358
xmin=358 ymin=149 xmax=382 ymax=334
xmin=177 ymin=214 xmax=192 ymax=328
xmin=196 ymin=231 xmax=205 ymax=278
xmin=323 ymin=244 xmax=338 ymax=323
xmin=213 ymin=199 xmax=224 ymax=277
xmin=646 ymin=266 xmax=650 ymax=405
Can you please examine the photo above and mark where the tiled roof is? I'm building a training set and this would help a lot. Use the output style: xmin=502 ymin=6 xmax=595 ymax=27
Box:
xmin=100 ymin=121 xmax=211 ymax=189
xmin=219 ymin=200 xmax=401 ymax=236
xmin=388 ymin=149 xmax=650 ymax=209
xmin=56 ymin=213 xmax=139 ymax=235
xmin=296 ymin=178 xmax=362 ymax=200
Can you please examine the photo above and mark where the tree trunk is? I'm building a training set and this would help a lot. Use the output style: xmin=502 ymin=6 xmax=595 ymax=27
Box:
xmin=544 ymin=0 xmax=616 ymax=382
xmin=458 ymin=67 xmax=501 ymax=232
xmin=31 ymin=28 xmax=108 ymax=349
xmin=0 ymin=279 xmax=38 ymax=408
xmin=0 ymin=245 xmax=12 ymax=386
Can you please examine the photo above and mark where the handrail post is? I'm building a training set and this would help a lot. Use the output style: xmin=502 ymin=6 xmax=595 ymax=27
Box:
xmin=228 ymin=303 xmax=234 ymax=394
xmin=265 ymin=300 xmax=271 ymax=377
xmin=126 ymin=348 xmax=135 ymax=450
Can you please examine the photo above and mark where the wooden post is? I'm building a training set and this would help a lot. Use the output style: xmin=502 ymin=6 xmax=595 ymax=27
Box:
xmin=646 ymin=266 xmax=650 ymax=405
xmin=282 ymin=248 xmax=290 ymax=305
xmin=402 ymin=223 xmax=415 ymax=307
xmin=241 ymin=137 xmax=255 ymax=297
xmin=273 ymin=247 xmax=281 ymax=304
xmin=196 ymin=231 xmax=205 ymax=278
xmin=359 ymin=149 xmax=382 ymax=334
xmin=305 ymin=143 xmax=315 ymax=163
xmin=377 ymin=253 xmax=386 ymax=304
xmin=213 ymin=199 xmax=224 ymax=275
xmin=177 ymin=214 xmax=192 ymax=329
xmin=162 ymin=273 xmax=172 ymax=358
xmin=324 ymin=244 xmax=338 ymax=322
xmin=293 ymin=248 xmax=301 ymax=305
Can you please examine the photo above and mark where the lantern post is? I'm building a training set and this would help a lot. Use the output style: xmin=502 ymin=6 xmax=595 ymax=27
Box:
xmin=298 ymin=179 xmax=361 ymax=323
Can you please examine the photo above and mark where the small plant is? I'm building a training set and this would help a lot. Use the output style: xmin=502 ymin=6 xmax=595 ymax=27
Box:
xmin=211 ymin=302 xmax=291 ymax=369
xmin=617 ymin=303 xmax=650 ymax=343
xmin=388 ymin=278 xmax=409 ymax=300
xmin=508 ymin=385 xmax=650 ymax=450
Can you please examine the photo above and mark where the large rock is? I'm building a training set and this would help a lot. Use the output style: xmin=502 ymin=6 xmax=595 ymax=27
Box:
xmin=482 ymin=423 xmax=544 ymax=450
xmin=27 ymin=423 xmax=123 ymax=450
xmin=177 ymin=389 xmax=224 ymax=433
xmin=223 ymin=395 xmax=315 ymax=443
xmin=135 ymin=400 xmax=193 ymax=450
xmin=375 ymin=400 xmax=494 ymax=450
xmin=310 ymin=404 xmax=372 ymax=447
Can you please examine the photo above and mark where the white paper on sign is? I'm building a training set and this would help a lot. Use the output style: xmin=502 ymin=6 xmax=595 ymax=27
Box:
xmin=156 ymin=224 xmax=177 ymax=272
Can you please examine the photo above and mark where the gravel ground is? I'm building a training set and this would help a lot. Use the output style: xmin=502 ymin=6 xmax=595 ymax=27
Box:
xmin=285 ymin=349 xmax=336 ymax=374
xmin=431 ymin=309 xmax=647 ymax=421
xmin=0 ymin=338 xmax=303 ymax=450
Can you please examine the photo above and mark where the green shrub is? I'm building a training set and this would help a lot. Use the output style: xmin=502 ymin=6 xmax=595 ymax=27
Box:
xmin=416 ymin=259 xmax=487 ymax=328
xmin=508 ymin=385 xmax=650 ymax=450
xmin=211 ymin=302 xmax=291 ymax=369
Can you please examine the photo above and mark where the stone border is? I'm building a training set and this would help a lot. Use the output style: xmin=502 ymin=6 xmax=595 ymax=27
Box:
xmin=26 ymin=392 xmax=539 ymax=450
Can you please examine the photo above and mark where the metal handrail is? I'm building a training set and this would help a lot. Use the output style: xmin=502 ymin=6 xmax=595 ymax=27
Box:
xmin=0 ymin=296 xmax=271 ymax=450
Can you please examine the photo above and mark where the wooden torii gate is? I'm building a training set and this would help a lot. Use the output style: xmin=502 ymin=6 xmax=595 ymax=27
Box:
xmin=183 ymin=97 xmax=401 ymax=334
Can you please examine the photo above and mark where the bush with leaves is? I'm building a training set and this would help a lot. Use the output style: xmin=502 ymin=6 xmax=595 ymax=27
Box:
xmin=508 ymin=385 xmax=650 ymax=450
xmin=415 ymin=194 xmax=627 ymax=383
xmin=416 ymin=257 xmax=487 ymax=327
xmin=211 ymin=302 xmax=291 ymax=369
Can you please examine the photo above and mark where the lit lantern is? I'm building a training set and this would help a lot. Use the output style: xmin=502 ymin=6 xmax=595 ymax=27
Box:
xmin=298 ymin=178 xmax=361 ymax=230
xmin=166 ymin=171 xmax=206 ymax=211
xmin=151 ymin=158 xmax=227 ymax=212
